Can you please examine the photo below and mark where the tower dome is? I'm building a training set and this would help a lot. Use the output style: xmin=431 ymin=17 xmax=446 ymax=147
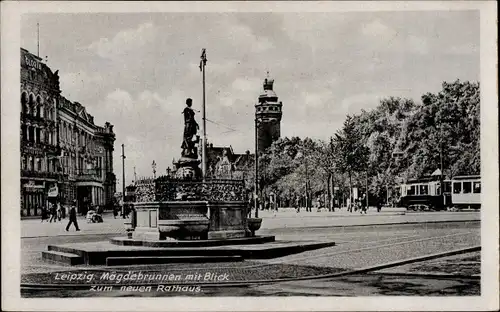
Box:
xmin=259 ymin=74 xmax=277 ymax=99
xmin=263 ymin=77 xmax=274 ymax=90
xmin=255 ymin=72 xmax=283 ymax=152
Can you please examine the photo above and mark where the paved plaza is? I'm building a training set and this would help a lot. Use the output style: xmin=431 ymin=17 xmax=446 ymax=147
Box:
xmin=22 ymin=208 xmax=480 ymax=238
xmin=22 ymin=218 xmax=480 ymax=296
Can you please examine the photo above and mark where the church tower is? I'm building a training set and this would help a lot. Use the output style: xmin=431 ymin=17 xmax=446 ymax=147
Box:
xmin=255 ymin=73 xmax=283 ymax=153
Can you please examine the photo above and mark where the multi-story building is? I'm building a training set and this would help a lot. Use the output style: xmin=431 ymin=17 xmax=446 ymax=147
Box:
xmin=20 ymin=48 xmax=116 ymax=217
xmin=205 ymin=144 xmax=254 ymax=181
xmin=20 ymin=48 xmax=61 ymax=217
xmin=255 ymin=74 xmax=283 ymax=153
xmin=58 ymin=97 xmax=116 ymax=214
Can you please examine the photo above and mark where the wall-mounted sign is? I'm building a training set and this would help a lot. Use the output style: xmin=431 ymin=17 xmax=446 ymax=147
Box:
xmin=24 ymin=55 xmax=42 ymax=71
xmin=48 ymin=184 xmax=59 ymax=197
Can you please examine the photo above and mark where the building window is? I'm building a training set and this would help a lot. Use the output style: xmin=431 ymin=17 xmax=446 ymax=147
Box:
xmin=463 ymin=181 xmax=472 ymax=194
xmin=29 ymin=94 xmax=35 ymax=115
xmin=35 ymin=158 xmax=41 ymax=172
xmin=22 ymin=125 xmax=27 ymax=141
xmin=35 ymin=128 xmax=41 ymax=144
xmin=453 ymin=182 xmax=462 ymax=194
xmin=473 ymin=182 xmax=481 ymax=194
xmin=21 ymin=92 xmax=28 ymax=114
xmin=36 ymin=97 xmax=42 ymax=118
xmin=28 ymin=126 xmax=35 ymax=143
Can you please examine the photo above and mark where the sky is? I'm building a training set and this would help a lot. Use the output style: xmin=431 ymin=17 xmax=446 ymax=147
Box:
xmin=20 ymin=11 xmax=479 ymax=186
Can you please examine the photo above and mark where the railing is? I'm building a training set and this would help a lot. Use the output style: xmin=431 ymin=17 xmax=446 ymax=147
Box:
xmin=22 ymin=141 xmax=60 ymax=154
xmin=21 ymin=170 xmax=60 ymax=180
xmin=135 ymin=176 xmax=245 ymax=202
xmin=75 ymin=169 xmax=102 ymax=182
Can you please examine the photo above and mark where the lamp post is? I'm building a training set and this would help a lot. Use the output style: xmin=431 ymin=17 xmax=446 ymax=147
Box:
xmin=152 ymin=160 xmax=157 ymax=179
xmin=166 ymin=167 xmax=171 ymax=178
xmin=439 ymin=122 xmax=446 ymax=208
xmin=121 ymin=144 xmax=126 ymax=219
xmin=200 ymin=49 xmax=207 ymax=181
xmin=254 ymin=118 xmax=259 ymax=218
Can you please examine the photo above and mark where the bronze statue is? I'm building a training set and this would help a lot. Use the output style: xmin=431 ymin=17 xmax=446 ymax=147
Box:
xmin=181 ymin=98 xmax=200 ymax=158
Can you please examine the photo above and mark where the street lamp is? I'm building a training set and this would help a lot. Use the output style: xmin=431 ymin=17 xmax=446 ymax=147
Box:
xmin=254 ymin=118 xmax=260 ymax=218
xmin=152 ymin=160 xmax=157 ymax=179
xmin=166 ymin=167 xmax=171 ymax=178
xmin=121 ymin=144 xmax=126 ymax=219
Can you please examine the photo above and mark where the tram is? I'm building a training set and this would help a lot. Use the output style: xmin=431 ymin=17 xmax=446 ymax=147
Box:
xmin=450 ymin=175 xmax=481 ymax=209
xmin=398 ymin=174 xmax=480 ymax=210
xmin=398 ymin=176 xmax=451 ymax=211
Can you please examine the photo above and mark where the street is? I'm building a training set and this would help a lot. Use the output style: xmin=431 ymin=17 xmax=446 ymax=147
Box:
xmin=22 ymin=210 xmax=480 ymax=296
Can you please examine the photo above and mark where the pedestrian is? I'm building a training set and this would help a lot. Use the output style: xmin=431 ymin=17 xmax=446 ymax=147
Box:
xmin=57 ymin=202 xmax=62 ymax=221
xmin=40 ymin=206 xmax=49 ymax=222
xmin=49 ymin=203 xmax=58 ymax=223
xmin=376 ymin=199 xmax=382 ymax=213
xmin=66 ymin=200 xmax=80 ymax=231
xmin=113 ymin=206 xmax=118 ymax=219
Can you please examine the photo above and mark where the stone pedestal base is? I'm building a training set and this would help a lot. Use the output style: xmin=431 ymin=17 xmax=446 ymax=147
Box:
xmin=133 ymin=227 xmax=174 ymax=241
xmin=208 ymin=230 xmax=246 ymax=240
xmin=208 ymin=201 xmax=247 ymax=239
xmin=133 ymin=200 xmax=253 ymax=241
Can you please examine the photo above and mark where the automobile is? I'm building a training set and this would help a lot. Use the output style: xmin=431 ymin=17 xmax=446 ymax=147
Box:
xmin=86 ymin=210 xmax=103 ymax=223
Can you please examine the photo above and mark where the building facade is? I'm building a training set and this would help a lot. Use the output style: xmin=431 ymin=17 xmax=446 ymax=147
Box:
xmin=20 ymin=48 xmax=61 ymax=217
xmin=20 ymin=48 xmax=116 ymax=216
xmin=204 ymin=144 xmax=254 ymax=181
xmin=58 ymin=97 xmax=116 ymax=214
xmin=255 ymin=74 xmax=283 ymax=153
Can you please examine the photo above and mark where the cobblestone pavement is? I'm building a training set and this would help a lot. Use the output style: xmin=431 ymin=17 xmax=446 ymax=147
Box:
xmin=21 ymin=221 xmax=480 ymax=296
xmin=23 ymin=221 xmax=479 ymax=274
xmin=261 ymin=222 xmax=480 ymax=269
xmin=21 ymin=209 xmax=480 ymax=238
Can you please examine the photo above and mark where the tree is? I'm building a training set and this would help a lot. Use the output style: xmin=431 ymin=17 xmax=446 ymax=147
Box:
xmin=334 ymin=115 xmax=370 ymax=205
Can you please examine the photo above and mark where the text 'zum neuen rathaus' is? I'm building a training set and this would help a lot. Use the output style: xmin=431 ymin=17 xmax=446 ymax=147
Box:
xmin=20 ymin=48 xmax=116 ymax=217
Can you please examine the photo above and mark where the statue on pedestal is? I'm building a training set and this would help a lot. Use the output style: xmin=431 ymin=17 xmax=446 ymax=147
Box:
xmin=175 ymin=98 xmax=202 ymax=180
xmin=181 ymin=98 xmax=200 ymax=158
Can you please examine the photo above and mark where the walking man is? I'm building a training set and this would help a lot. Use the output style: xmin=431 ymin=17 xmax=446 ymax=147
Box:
xmin=66 ymin=200 xmax=80 ymax=231
xmin=49 ymin=203 xmax=58 ymax=223
xmin=56 ymin=202 xmax=62 ymax=221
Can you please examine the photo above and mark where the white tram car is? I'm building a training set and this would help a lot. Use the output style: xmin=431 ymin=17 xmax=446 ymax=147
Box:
xmin=450 ymin=175 xmax=481 ymax=209
xmin=399 ymin=174 xmax=480 ymax=210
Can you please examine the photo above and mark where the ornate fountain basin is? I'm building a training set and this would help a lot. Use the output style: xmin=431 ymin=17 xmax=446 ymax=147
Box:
xmin=247 ymin=218 xmax=262 ymax=237
xmin=132 ymin=201 xmax=248 ymax=241
xmin=158 ymin=219 xmax=210 ymax=240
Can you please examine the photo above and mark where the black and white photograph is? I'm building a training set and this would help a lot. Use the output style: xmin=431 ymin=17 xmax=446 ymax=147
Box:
xmin=1 ymin=1 xmax=498 ymax=311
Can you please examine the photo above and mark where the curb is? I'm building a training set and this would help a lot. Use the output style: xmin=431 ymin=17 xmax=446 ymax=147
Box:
xmin=21 ymin=219 xmax=479 ymax=239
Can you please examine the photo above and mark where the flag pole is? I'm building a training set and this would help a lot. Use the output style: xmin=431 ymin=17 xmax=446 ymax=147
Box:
xmin=37 ymin=22 xmax=40 ymax=57
xmin=200 ymin=49 xmax=207 ymax=181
